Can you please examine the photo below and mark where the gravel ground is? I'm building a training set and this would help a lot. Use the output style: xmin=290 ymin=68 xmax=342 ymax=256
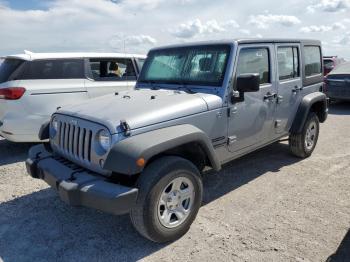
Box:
xmin=0 ymin=102 xmax=349 ymax=262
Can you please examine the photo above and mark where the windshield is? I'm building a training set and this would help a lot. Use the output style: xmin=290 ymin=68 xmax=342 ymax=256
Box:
xmin=139 ymin=45 xmax=231 ymax=87
xmin=0 ymin=59 xmax=24 ymax=83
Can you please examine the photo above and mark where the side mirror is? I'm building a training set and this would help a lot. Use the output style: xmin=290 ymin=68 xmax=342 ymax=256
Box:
xmin=231 ymin=73 xmax=260 ymax=103
xmin=236 ymin=73 xmax=260 ymax=93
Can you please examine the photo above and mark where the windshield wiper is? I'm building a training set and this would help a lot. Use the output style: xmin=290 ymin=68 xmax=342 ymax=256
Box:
xmin=139 ymin=80 xmax=161 ymax=90
xmin=171 ymin=81 xmax=196 ymax=94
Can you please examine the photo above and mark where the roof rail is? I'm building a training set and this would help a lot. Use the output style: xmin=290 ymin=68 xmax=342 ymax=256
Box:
xmin=24 ymin=50 xmax=34 ymax=59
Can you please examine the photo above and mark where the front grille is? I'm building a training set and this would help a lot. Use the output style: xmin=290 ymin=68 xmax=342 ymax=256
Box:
xmin=50 ymin=114 xmax=111 ymax=175
xmin=57 ymin=121 xmax=93 ymax=162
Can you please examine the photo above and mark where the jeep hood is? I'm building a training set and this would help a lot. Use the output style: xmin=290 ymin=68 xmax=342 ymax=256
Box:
xmin=57 ymin=89 xmax=222 ymax=133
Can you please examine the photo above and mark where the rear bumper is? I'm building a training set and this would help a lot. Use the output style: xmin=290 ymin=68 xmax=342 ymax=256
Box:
xmin=326 ymin=94 xmax=350 ymax=101
xmin=0 ymin=114 xmax=49 ymax=142
xmin=326 ymin=90 xmax=350 ymax=101
xmin=26 ymin=144 xmax=138 ymax=215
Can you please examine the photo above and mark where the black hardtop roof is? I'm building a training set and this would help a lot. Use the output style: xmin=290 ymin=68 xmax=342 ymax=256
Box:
xmin=150 ymin=38 xmax=321 ymax=51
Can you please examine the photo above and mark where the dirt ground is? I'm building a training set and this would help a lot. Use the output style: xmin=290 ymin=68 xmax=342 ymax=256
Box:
xmin=0 ymin=102 xmax=349 ymax=262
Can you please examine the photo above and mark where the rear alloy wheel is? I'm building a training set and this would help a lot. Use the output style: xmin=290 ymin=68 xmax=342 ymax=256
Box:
xmin=289 ymin=112 xmax=320 ymax=158
xmin=130 ymin=156 xmax=203 ymax=243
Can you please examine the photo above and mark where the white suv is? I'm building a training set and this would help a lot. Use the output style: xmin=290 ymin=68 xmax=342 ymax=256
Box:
xmin=0 ymin=52 xmax=146 ymax=142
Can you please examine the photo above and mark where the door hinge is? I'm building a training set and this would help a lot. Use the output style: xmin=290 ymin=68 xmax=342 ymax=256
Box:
xmin=275 ymin=120 xmax=282 ymax=128
xmin=228 ymin=136 xmax=237 ymax=145
xmin=227 ymin=107 xmax=237 ymax=117
xmin=277 ymin=95 xmax=283 ymax=104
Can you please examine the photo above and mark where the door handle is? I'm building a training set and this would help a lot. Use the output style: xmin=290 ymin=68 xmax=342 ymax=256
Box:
xmin=264 ymin=92 xmax=277 ymax=101
xmin=292 ymin=86 xmax=303 ymax=93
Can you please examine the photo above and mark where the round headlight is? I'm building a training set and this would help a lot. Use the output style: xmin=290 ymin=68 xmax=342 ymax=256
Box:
xmin=50 ymin=117 xmax=59 ymax=138
xmin=98 ymin=129 xmax=111 ymax=152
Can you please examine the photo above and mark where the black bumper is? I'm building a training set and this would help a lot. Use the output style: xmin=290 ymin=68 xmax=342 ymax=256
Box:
xmin=26 ymin=144 xmax=138 ymax=215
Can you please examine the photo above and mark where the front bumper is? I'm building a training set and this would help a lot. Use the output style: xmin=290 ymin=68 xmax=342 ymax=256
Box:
xmin=26 ymin=144 xmax=138 ymax=215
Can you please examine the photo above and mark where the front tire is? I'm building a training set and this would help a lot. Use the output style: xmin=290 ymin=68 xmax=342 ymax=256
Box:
xmin=289 ymin=112 xmax=320 ymax=158
xmin=130 ymin=156 xmax=203 ymax=243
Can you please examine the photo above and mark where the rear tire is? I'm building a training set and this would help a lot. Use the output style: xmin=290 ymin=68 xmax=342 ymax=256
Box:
xmin=130 ymin=156 xmax=203 ymax=243
xmin=289 ymin=112 xmax=319 ymax=158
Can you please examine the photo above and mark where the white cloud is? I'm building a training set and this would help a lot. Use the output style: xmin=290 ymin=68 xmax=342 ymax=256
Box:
xmin=248 ymin=14 xmax=301 ymax=29
xmin=307 ymin=0 xmax=349 ymax=13
xmin=300 ymin=22 xmax=346 ymax=32
xmin=117 ymin=0 xmax=195 ymax=10
xmin=239 ymin=29 xmax=251 ymax=35
xmin=0 ymin=0 xmax=350 ymax=59
xmin=125 ymin=35 xmax=157 ymax=45
xmin=108 ymin=34 xmax=157 ymax=50
xmin=171 ymin=18 xmax=239 ymax=38
xmin=333 ymin=32 xmax=350 ymax=44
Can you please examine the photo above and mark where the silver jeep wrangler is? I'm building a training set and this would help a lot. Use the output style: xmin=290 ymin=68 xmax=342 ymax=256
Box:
xmin=26 ymin=39 xmax=328 ymax=243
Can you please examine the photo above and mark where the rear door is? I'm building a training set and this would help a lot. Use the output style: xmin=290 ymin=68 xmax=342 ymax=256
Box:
xmin=227 ymin=44 xmax=278 ymax=153
xmin=273 ymin=44 xmax=302 ymax=135
xmin=85 ymin=58 xmax=137 ymax=98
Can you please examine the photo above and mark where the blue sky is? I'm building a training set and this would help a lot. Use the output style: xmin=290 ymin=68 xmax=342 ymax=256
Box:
xmin=0 ymin=0 xmax=349 ymax=58
xmin=2 ymin=0 xmax=52 ymax=10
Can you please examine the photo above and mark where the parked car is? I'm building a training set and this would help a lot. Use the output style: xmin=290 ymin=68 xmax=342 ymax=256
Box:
xmin=324 ymin=62 xmax=350 ymax=102
xmin=323 ymin=56 xmax=345 ymax=76
xmin=27 ymin=39 xmax=328 ymax=243
xmin=0 ymin=52 xmax=146 ymax=142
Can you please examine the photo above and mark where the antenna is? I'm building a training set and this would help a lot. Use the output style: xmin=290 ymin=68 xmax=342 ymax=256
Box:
xmin=124 ymin=39 xmax=129 ymax=90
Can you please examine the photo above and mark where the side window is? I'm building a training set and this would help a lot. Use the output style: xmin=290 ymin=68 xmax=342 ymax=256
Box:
xmin=0 ymin=59 xmax=24 ymax=83
xmin=236 ymin=48 xmax=270 ymax=84
xmin=277 ymin=46 xmax=300 ymax=80
xmin=304 ymin=46 xmax=322 ymax=77
xmin=21 ymin=59 xmax=84 ymax=79
xmin=89 ymin=58 xmax=136 ymax=81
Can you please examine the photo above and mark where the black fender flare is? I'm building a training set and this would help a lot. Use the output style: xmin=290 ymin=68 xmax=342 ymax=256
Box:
xmin=38 ymin=121 xmax=50 ymax=140
xmin=290 ymin=92 xmax=328 ymax=134
xmin=103 ymin=124 xmax=221 ymax=175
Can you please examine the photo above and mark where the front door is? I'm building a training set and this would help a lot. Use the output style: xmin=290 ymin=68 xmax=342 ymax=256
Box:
xmin=273 ymin=44 xmax=302 ymax=135
xmin=227 ymin=44 xmax=277 ymax=153
xmin=85 ymin=58 xmax=137 ymax=98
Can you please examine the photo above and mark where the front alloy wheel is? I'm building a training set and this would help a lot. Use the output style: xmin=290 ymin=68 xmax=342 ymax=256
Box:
xmin=157 ymin=177 xmax=195 ymax=229
xmin=130 ymin=156 xmax=203 ymax=243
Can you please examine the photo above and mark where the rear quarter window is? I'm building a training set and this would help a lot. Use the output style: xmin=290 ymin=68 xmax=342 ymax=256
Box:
xmin=20 ymin=59 xmax=85 ymax=80
xmin=304 ymin=46 xmax=322 ymax=77
xmin=0 ymin=59 xmax=25 ymax=83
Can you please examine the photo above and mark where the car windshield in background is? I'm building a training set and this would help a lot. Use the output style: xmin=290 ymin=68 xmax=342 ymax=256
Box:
xmin=0 ymin=59 xmax=24 ymax=83
xmin=139 ymin=45 xmax=231 ymax=87
xmin=324 ymin=59 xmax=334 ymax=69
